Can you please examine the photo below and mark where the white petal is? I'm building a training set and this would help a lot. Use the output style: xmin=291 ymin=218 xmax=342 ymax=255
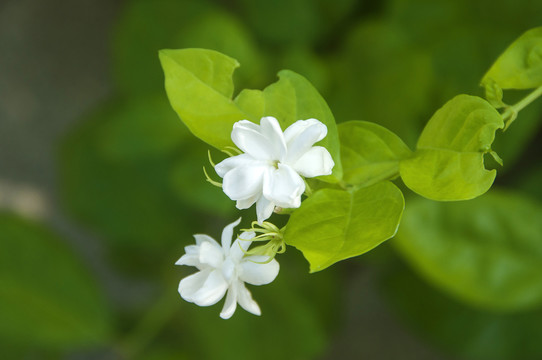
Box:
xmin=175 ymin=244 xmax=200 ymax=266
xmin=221 ymin=217 xmax=242 ymax=255
xmin=284 ymin=119 xmax=328 ymax=163
xmin=220 ymin=286 xmax=238 ymax=319
xmin=233 ymin=119 xmax=260 ymax=132
xmin=214 ymin=153 xmax=255 ymax=178
xmin=178 ymin=268 xmax=211 ymax=302
xmin=230 ymin=234 xmax=255 ymax=263
xmin=191 ymin=269 xmax=229 ymax=306
xmin=256 ymin=196 xmax=275 ymax=223
xmin=221 ymin=257 xmax=236 ymax=283
xmin=193 ymin=234 xmax=219 ymax=247
xmin=198 ymin=241 xmax=224 ymax=268
xmin=222 ymin=164 xmax=267 ymax=201
xmin=262 ymin=164 xmax=305 ymax=208
xmin=292 ymin=146 xmax=334 ymax=178
xmin=240 ymin=257 xmax=280 ymax=285
xmin=231 ymin=120 xmax=277 ymax=160
xmin=259 ymin=116 xmax=287 ymax=160
xmin=236 ymin=281 xmax=261 ymax=316
xmin=175 ymin=253 xmax=201 ymax=268
xmin=284 ymin=118 xmax=327 ymax=143
xmin=236 ymin=192 xmax=260 ymax=210
xmin=176 ymin=240 xmax=214 ymax=269
xmin=183 ymin=244 xmax=200 ymax=256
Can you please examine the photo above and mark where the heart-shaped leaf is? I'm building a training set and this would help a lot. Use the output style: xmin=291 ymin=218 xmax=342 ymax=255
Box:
xmin=400 ymin=95 xmax=504 ymax=200
xmin=284 ymin=182 xmax=404 ymax=272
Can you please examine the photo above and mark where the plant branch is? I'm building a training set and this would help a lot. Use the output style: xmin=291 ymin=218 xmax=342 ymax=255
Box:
xmin=501 ymin=85 xmax=542 ymax=129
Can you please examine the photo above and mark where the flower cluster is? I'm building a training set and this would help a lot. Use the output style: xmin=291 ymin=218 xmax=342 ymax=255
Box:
xmin=177 ymin=116 xmax=333 ymax=318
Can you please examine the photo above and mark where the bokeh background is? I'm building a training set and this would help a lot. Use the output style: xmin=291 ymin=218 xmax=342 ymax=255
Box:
xmin=1 ymin=0 xmax=542 ymax=359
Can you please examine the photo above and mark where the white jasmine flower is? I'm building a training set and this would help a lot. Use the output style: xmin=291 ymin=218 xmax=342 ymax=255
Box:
xmin=176 ymin=218 xmax=280 ymax=319
xmin=215 ymin=116 xmax=334 ymax=223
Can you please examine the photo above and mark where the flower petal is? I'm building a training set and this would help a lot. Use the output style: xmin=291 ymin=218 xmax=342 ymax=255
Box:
xmin=284 ymin=119 xmax=328 ymax=163
xmin=291 ymin=146 xmax=334 ymax=178
xmin=256 ymin=195 xmax=275 ymax=223
xmin=221 ymin=217 xmax=241 ymax=255
xmin=240 ymin=257 xmax=280 ymax=285
xmin=231 ymin=120 xmax=277 ymax=160
xmin=178 ymin=268 xmax=212 ymax=302
xmin=221 ymin=258 xmax=236 ymax=283
xmin=236 ymin=192 xmax=260 ymax=210
xmin=175 ymin=248 xmax=202 ymax=268
xmin=262 ymin=164 xmax=305 ymax=208
xmin=214 ymin=153 xmax=256 ymax=178
xmin=222 ymin=164 xmax=267 ymax=202
xmin=236 ymin=281 xmax=261 ymax=316
xmin=191 ymin=269 xmax=228 ymax=306
xmin=230 ymin=233 xmax=255 ymax=263
xmin=220 ymin=286 xmax=238 ymax=319
xmin=194 ymin=234 xmax=219 ymax=247
xmin=176 ymin=238 xmax=217 ymax=269
xmin=259 ymin=116 xmax=287 ymax=160
xmin=198 ymin=241 xmax=224 ymax=268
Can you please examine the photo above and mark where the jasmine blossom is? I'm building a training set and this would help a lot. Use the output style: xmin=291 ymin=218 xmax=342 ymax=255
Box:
xmin=176 ymin=218 xmax=280 ymax=319
xmin=215 ymin=116 xmax=334 ymax=223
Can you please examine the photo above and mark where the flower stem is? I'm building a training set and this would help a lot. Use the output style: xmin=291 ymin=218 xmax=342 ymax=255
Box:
xmin=501 ymin=85 xmax=542 ymax=130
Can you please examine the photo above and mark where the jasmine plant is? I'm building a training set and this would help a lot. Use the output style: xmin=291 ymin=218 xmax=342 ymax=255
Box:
xmin=161 ymin=27 xmax=542 ymax=318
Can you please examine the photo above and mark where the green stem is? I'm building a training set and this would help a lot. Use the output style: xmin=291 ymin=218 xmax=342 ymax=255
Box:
xmin=304 ymin=179 xmax=313 ymax=196
xmin=501 ymin=85 xmax=542 ymax=129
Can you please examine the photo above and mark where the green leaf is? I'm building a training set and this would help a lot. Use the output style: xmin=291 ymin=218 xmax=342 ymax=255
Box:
xmin=256 ymin=70 xmax=343 ymax=182
xmin=338 ymin=121 xmax=412 ymax=187
xmin=284 ymin=182 xmax=404 ymax=272
xmin=233 ymin=89 xmax=265 ymax=121
xmin=393 ymin=191 xmax=542 ymax=311
xmin=159 ymin=49 xmax=246 ymax=150
xmin=382 ymin=260 xmax=542 ymax=360
xmin=0 ymin=213 xmax=110 ymax=349
xmin=482 ymin=27 xmax=542 ymax=90
xmin=400 ymin=94 xmax=504 ymax=200
xmin=161 ymin=49 xmax=342 ymax=181
xmin=483 ymin=78 xmax=506 ymax=108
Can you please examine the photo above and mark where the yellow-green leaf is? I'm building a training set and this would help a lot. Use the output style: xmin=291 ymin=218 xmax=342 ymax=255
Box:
xmin=284 ymin=182 xmax=404 ymax=272
xmin=159 ymin=48 xmax=246 ymax=149
xmin=482 ymin=27 xmax=542 ymax=90
xmin=339 ymin=121 xmax=412 ymax=187
xmin=400 ymin=94 xmax=504 ymax=200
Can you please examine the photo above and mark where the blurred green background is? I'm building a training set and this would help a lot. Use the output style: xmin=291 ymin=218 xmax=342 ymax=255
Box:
xmin=1 ymin=0 xmax=541 ymax=359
